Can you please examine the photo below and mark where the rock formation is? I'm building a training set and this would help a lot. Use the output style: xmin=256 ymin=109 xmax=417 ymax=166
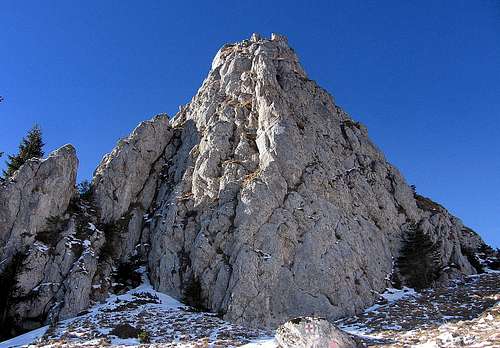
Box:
xmin=0 ymin=34 xmax=490 ymax=339
xmin=275 ymin=317 xmax=359 ymax=348
xmin=143 ymin=33 xmax=484 ymax=326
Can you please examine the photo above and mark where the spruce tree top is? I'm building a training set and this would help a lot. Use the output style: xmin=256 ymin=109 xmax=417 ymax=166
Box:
xmin=3 ymin=125 xmax=45 ymax=179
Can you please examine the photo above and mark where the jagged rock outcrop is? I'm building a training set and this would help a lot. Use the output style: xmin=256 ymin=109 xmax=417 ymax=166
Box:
xmin=0 ymin=145 xmax=77 ymax=268
xmin=92 ymin=115 xmax=171 ymax=223
xmin=92 ymin=115 xmax=172 ymax=263
xmin=143 ymin=34 xmax=486 ymax=326
xmin=0 ymin=33 xmax=492 ymax=339
xmin=0 ymin=116 xmax=173 ymax=338
xmin=0 ymin=145 xmax=79 ymax=336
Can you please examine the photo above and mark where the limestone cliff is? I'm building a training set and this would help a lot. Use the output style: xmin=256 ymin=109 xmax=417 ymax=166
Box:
xmin=0 ymin=34 xmax=490 ymax=338
xmin=144 ymin=33 xmax=484 ymax=326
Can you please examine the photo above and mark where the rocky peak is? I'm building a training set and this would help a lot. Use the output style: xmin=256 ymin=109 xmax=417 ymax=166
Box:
xmin=145 ymin=34 xmax=486 ymax=326
xmin=0 ymin=33 xmax=493 ymax=341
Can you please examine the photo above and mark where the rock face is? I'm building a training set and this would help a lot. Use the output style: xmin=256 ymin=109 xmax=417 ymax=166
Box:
xmin=275 ymin=317 xmax=359 ymax=348
xmin=0 ymin=145 xmax=77 ymax=268
xmin=0 ymin=145 xmax=79 ymax=336
xmin=92 ymin=115 xmax=172 ymax=264
xmin=0 ymin=116 xmax=172 ymax=338
xmin=92 ymin=115 xmax=172 ymax=224
xmin=0 ymin=34 xmax=491 ymax=338
xmin=144 ymin=34 xmax=485 ymax=327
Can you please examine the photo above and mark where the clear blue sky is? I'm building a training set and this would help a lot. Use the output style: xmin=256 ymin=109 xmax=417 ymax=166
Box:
xmin=1 ymin=1 xmax=499 ymax=247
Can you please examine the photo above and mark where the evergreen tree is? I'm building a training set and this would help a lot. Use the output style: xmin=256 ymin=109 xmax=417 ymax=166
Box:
xmin=3 ymin=125 xmax=45 ymax=179
xmin=396 ymin=223 xmax=442 ymax=290
xmin=0 ymin=152 xmax=3 ymax=184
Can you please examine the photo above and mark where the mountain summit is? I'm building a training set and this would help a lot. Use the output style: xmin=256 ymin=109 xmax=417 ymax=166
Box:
xmin=0 ymin=34 xmax=490 ymax=340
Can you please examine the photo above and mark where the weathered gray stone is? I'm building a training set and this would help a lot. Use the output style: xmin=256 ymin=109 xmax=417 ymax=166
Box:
xmin=0 ymin=144 xmax=78 ymax=272
xmin=275 ymin=317 xmax=359 ymax=348
xmin=92 ymin=114 xmax=172 ymax=223
xmin=145 ymin=34 xmax=486 ymax=327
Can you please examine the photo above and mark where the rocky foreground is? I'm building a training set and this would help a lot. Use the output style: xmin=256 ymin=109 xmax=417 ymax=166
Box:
xmin=337 ymin=270 xmax=500 ymax=347
xmin=2 ymin=270 xmax=498 ymax=347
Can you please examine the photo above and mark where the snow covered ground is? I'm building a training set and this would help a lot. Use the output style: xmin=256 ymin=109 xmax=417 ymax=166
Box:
xmin=0 ymin=270 xmax=273 ymax=348
xmin=1 ymin=270 xmax=498 ymax=347
xmin=336 ymin=271 xmax=500 ymax=347
xmin=0 ymin=326 xmax=49 ymax=348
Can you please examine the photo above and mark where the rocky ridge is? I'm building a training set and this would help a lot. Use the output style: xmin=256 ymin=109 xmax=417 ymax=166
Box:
xmin=0 ymin=33 xmax=491 ymax=340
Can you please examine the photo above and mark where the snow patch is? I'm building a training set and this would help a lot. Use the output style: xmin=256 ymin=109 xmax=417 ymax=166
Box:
xmin=0 ymin=325 xmax=48 ymax=347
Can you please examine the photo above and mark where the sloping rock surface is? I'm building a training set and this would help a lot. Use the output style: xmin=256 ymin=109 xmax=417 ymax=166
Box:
xmin=0 ymin=144 xmax=77 ymax=268
xmin=0 ymin=116 xmax=172 ymax=338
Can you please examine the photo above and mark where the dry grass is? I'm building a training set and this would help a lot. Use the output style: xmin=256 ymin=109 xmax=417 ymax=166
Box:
xmin=222 ymin=159 xmax=243 ymax=166
xmin=242 ymin=168 xmax=262 ymax=187
xmin=177 ymin=191 xmax=194 ymax=202
xmin=190 ymin=145 xmax=200 ymax=158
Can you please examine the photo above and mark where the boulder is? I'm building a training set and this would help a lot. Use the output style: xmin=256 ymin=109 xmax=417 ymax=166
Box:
xmin=275 ymin=317 xmax=359 ymax=348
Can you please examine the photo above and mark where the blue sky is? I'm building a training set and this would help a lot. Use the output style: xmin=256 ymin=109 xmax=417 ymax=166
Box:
xmin=1 ymin=1 xmax=499 ymax=247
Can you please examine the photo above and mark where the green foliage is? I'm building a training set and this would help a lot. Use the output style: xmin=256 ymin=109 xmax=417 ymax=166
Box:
xmin=461 ymin=247 xmax=484 ymax=273
xmin=77 ymin=180 xmax=93 ymax=201
xmin=477 ymin=244 xmax=500 ymax=270
xmin=342 ymin=119 xmax=362 ymax=129
xmin=3 ymin=125 xmax=45 ymax=179
xmin=137 ymin=330 xmax=151 ymax=343
xmin=182 ymin=276 xmax=206 ymax=311
xmin=396 ymin=223 xmax=442 ymax=290
xmin=415 ymin=194 xmax=444 ymax=212
xmin=35 ymin=216 xmax=68 ymax=248
xmin=0 ymin=252 xmax=27 ymax=340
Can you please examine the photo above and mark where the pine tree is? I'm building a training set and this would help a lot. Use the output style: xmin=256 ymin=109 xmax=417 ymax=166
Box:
xmin=3 ymin=125 xmax=45 ymax=179
xmin=396 ymin=223 xmax=442 ymax=290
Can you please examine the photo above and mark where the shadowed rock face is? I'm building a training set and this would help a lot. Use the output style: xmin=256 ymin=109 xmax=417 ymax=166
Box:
xmin=0 ymin=34 xmax=488 ymax=336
